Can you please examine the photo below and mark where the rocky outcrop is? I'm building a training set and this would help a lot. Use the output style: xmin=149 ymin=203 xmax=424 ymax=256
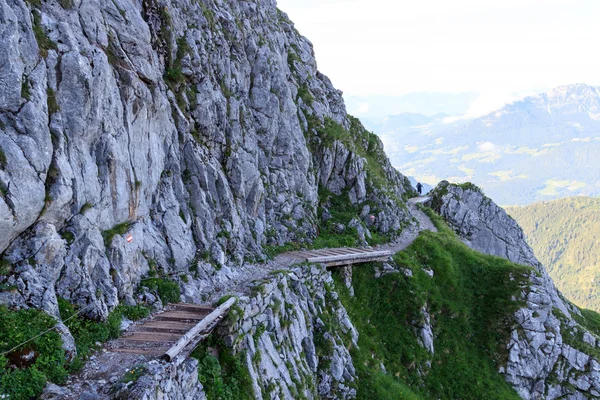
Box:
xmin=432 ymin=181 xmax=600 ymax=399
xmin=112 ymin=359 xmax=206 ymax=400
xmin=0 ymin=0 xmax=412 ymax=336
xmin=218 ymin=265 xmax=357 ymax=399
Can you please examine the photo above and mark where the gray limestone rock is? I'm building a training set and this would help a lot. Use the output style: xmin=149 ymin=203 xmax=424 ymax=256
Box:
xmin=0 ymin=0 xmax=412 ymax=336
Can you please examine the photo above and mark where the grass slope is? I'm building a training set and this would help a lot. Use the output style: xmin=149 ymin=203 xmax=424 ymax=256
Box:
xmin=506 ymin=196 xmax=600 ymax=311
xmin=334 ymin=210 xmax=531 ymax=399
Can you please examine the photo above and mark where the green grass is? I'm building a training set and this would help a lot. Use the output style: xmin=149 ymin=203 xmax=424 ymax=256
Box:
xmin=139 ymin=277 xmax=180 ymax=304
xmin=80 ymin=202 xmax=93 ymax=214
xmin=333 ymin=211 xmax=531 ymax=399
xmin=0 ymin=299 xmax=148 ymax=399
xmin=21 ymin=78 xmax=31 ymax=100
xmin=46 ymin=87 xmax=59 ymax=115
xmin=191 ymin=334 xmax=253 ymax=400
xmin=102 ymin=222 xmax=132 ymax=248
xmin=288 ymin=50 xmax=301 ymax=72
xmin=0 ymin=307 xmax=67 ymax=400
xmin=117 ymin=304 xmax=150 ymax=321
xmin=58 ymin=299 xmax=123 ymax=371
xmin=297 ymin=83 xmax=313 ymax=105
xmin=0 ymin=148 xmax=6 ymax=169
xmin=32 ymin=13 xmax=57 ymax=58
xmin=120 ymin=364 xmax=147 ymax=383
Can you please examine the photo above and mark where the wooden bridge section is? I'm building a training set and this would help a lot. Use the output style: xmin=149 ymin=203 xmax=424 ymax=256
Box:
xmin=286 ymin=247 xmax=394 ymax=267
xmin=108 ymin=298 xmax=236 ymax=362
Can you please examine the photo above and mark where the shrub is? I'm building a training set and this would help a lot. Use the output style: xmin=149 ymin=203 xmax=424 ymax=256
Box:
xmin=191 ymin=334 xmax=252 ymax=400
xmin=139 ymin=277 xmax=180 ymax=304
xmin=117 ymin=304 xmax=150 ymax=321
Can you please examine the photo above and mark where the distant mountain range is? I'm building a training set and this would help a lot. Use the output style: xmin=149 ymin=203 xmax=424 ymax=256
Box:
xmin=506 ymin=197 xmax=600 ymax=312
xmin=365 ymin=84 xmax=600 ymax=205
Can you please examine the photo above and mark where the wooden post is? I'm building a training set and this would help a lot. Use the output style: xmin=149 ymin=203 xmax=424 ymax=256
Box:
xmin=162 ymin=297 xmax=236 ymax=362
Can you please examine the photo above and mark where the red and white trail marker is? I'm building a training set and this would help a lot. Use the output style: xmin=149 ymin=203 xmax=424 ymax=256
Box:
xmin=126 ymin=234 xmax=133 ymax=243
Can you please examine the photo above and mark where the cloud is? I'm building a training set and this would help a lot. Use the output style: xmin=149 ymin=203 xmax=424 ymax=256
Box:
xmin=539 ymin=180 xmax=588 ymax=196
xmin=477 ymin=141 xmax=499 ymax=152
xmin=488 ymin=170 xmax=528 ymax=182
xmin=458 ymin=164 xmax=475 ymax=177
xmin=404 ymin=145 xmax=419 ymax=153
xmin=462 ymin=151 xmax=501 ymax=163
xmin=504 ymin=146 xmax=551 ymax=156
xmin=425 ymin=145 xmax=470 ymax=155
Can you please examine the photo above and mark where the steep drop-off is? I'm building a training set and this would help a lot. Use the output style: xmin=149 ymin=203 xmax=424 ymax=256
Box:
xmin=432 ymin=182 xmax=600 ymax=400
xmin=507 ymin=197 xmax=600 ymax=312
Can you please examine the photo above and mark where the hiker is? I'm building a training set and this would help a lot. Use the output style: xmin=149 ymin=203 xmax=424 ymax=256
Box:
xmin=416 ymin=182 xmax=423 ymax=195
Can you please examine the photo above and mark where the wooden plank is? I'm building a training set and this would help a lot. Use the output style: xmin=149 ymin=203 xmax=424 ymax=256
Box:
xmin=109 ymin=347 xmax=168 ymax=355
xmin=155 ymin=312 xmax=208 ymax=320
xmin=317 ymin=249 xmax=348 ymax=256
xmin=307 ymin=250 xmax=393 ymax=263
xmin=330 ymin=248 xmax=363 ymax=255
xmin=123 ymin=331 xmax=182 ymax=341
xmin=314 ymin=249 xmax=346 ymax=256
xmin=135 ymin=327 xmax=190 ymax=334
xmin=163 ymin=297 xmax=236 ymax=362
xmin=159 ymin=310 xmax=210 ymax=318
xmin=341 ymin=248 xmax=373 ymax=254
xmin=141 ymin=321 xmax=197 ymax=330
xmin=154 ymin=316 xmax=204 ymax=323
xmin=324 ymin=256 xmax=391 ymax=267
xmin=169 ymin=303 xmax=215 ymax=312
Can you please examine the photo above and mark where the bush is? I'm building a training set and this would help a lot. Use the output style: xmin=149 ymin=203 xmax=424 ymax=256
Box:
xmin=139 ymin=277 xmax=180 ymax=304
xmin=191 ymin=334 xmax=252 ymax=400
xmin=117 ymin=304 xmax=149 ymax=321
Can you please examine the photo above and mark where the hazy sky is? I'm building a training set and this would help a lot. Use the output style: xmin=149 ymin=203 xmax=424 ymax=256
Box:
xmin=277 ymin=0 xmax=600 ymax=116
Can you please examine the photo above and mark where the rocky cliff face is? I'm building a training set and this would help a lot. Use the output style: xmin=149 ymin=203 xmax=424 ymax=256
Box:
xmin=432 ymin=181 xmax=600 ymax=400
xmin=0 ymin=0 xmax=412 ymax=336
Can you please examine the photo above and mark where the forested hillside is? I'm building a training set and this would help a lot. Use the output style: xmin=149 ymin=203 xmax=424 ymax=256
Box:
xmin=507 ymin=197 xmax=600 ymax=311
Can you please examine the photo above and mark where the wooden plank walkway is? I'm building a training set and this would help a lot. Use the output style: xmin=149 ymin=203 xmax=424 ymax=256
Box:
xmin=285 ymin=247 xmax=393 ymax=267
xmin=107 ymin=303 xmax=219 ymax=358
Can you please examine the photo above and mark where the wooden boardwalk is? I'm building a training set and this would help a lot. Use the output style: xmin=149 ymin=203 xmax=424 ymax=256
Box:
xmin=108 ymin=300 xmax=235 ymax=361
xmin=285 ymin=247 xmax=393 ymax=267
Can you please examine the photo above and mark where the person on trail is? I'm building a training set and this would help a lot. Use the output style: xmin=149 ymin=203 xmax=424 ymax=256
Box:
xmin=416 ymin=182 xmax=423 ymax=195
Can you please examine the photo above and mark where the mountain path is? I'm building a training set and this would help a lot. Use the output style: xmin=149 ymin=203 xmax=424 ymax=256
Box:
xmin=57 ymin=197 xmax=436 ymax=398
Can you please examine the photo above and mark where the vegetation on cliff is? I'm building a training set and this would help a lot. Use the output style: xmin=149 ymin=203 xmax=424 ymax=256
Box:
xmin=506 ymin=196 xmax=600 ymax=311
xmin=334 ymin=210 xmax=531 ymax=399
